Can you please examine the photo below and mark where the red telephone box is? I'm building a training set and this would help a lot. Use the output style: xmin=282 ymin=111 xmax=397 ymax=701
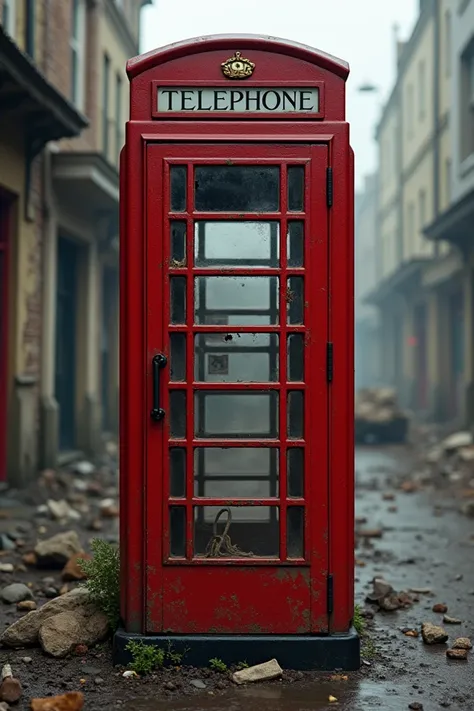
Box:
xmin=115 ymin=34 xmax=358 ymax=671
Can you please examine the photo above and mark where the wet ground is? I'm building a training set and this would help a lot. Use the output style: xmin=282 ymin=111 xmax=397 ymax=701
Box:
xmin=1 ymin=445 xmax=474 ymax=710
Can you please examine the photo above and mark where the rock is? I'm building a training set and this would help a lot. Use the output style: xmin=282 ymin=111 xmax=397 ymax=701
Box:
xmin=452 ymin=637 xmax=472 ymax=650
xmin=461 ymin=501 xmax=474 ymax=518
xmin=0 ymin=564 xmax=14 ymax=573
xmin=74 ymin=461 xmax=95 ymax=476
xmin=190 ymin=680 xmax=207 ymax=689
xmin=17 ymin=600 xmax=37 ymax=612
xmin=1 ymin=584 xmax=33 ymax=604
xmin=409 ymin=588 xmax=431 ymax=594
xmin=403 ymin=629 xmax=419 ymax=638
xmin=0 ymin=701 xmax=9 ymax=711
xmin=1 ymin=588 xmax=91 ymax=647
xmin=62 ymin=553 xmax=90 ymax=582
xmin=35 ymin=531 xmax=82 ymax=568
xmin=232 ymin=659 xmax=283 ymax=685
xmin=421 ymin=622 xmax=448 ymax=644
xmin=0 ymin=534 xmax=15 ymax=551
xmin=21 ymin=657 xmax=32 ymax=663
xmin=408 ymin=704 xmax=423 ymax=710
xmin=443 ymin=615 xmax=462 ymax=624
xmin=328 ymin=696 xmax=338 ymax=703
xmin=39 ymin=607 xmax=109 ymax=658
xmin=442 ymin=431 xmax=472 ymax=452
xmin=458 ymin=446 xmax=474 ymax=462
xmin=446 ymin=648 xmax=468 ymax=660
xmin=74 ymin=645 xmax=88 ymax=656
xmin=366 ymin=578 xmax=393 ymax=603
xmin=94 ymin=678 xmax=104 ymax=685
xmin=43 ymin=588 xmax=58 ymax=599
xmin=432 ymin=603 xmax=448 ymax=613
xmin=99 ymin=499 xmax=119 ymax=518
xmin=382 ymin=493 xmax=395 ymax=501
xmin=47 ymin=500 xmax=80 ymax=522
xmin=30 ymin=691 xmax=85 ymax=711
xmin=400 ymin=481 xmax=418 ymax=493
xmin=122 ymin=671 xmax=137 ymax=678
xmin=22 ymin=552 xmax=37 ymax=566
xmin=0 ymin=677 xmax=22 ymax=704
xmin=379 ymin=594 xmax=400 ymax=611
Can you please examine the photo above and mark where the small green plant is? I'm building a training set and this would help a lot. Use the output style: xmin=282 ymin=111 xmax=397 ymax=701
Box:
xmin=126 ymin=640 xmax=165 ymax=675
xmin=235 ymin=661 xmax=249 ymax=670
xmin=209 ymin=657 xmax=228 ymax=672
xmin=353 ymin=604 xmax=366 ymax=636
xmin=166 ymin=641 xmax=184 ymax=666
xmin=78 ymin=539 xmax=120 ymax=630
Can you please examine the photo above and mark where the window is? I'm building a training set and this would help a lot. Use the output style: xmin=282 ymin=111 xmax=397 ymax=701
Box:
xmin=70 ymin=0 xmax=86 ymax=110
xmin=2 ymin=0 xmax=16 ymax=36
xmin=418 ymin=190 xmax=426 ymax=229
xmin=102 ymin=53 xmax=110 ymax=158
xmin=115 ymin=73 xmax=122 ymax=156
xmin=418 ymin=61 xmax=426 ymax=119
xmin=406 ymin=84 xmax=414 ymax=138
xmin=445 ymin=11 xmax=451 ymax=78
xmin=24 ymin=0 xmax=34 ymax=57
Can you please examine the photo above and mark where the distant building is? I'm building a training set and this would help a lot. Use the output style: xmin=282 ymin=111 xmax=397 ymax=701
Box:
xmin=0 ymin=0 xmax=152 ymax=485
xmin=355 ymin=173 xmax=380 ymax=390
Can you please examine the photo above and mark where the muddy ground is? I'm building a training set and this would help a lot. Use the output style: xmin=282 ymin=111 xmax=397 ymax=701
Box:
xmin=1 ymin=443 xmax=474 ymax=710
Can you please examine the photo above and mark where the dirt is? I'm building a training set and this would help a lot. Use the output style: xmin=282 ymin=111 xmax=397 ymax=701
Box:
xmin=1 ymin=444 xmax=474 ymax=710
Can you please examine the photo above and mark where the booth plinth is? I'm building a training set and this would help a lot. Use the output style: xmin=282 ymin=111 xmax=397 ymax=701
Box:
xmin=113 ymin=629 xmax=360 ymax=671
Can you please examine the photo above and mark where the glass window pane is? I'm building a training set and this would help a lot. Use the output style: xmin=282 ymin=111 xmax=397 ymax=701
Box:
xmin=288 ymin=166 xmax=304 ymax=212
xmin=287 ymin=391 xmax=304 ymax=439
xmin=194 ymin=506 xmax=279 ymax=558
xmin=194 ymin=448 xmax=279 ymax=498
xmin=195 ymin=276 xmax=279 ymax=326
xmin=170 ymin=390 xmax=186 ymax=438
xmin=170 ymin=277 xmax=186 ymax=324
xmin=287 ymin=277 xmax=304 ymax=325
xmin=287 ymin=448 xmax=304 ymax=498
xmin=287 ymin=507 xmax=304 ymax=558
xmin=170 ymin=334 xmax=186 ymax=381
xmin=170 ymin=507 xmax=186 ymax=557
xmin=195 ymin=333 xmax=278 ymax=382
xmin=170 ymin=166 xmax=187 ymax=212
xmin=170 ymin=448 xmax=186 ymax=497
xmin=194 ymin=221 xmax=279 ymax=268
xmin=287 ymin=222 xmax=304 ymax=267
xmin=195 ymin=166 xmax=279 ymax=212
xmin=170 ymin=222 xmax=186 ymax=267
xmin=287 ymin=334 xmax=304 ymax=382
xmin=195 ymin=391 xmax=278 ymax=438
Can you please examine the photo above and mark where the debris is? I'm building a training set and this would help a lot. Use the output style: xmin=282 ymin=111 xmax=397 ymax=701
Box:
xmin=1 ymin=583 xmax=34 ymax=604
xmin=61 ymin=553 xmax=91 ymax=582
xmin=403 ymin=629 xmax=419 ymax=638
xmin=355 ymin=516 xmax=367 ymax=525
xmin=442 ymin=431 xmax=472 ymax=453
xmin=366 ymin=578 xmax=393 ymax=603
xmin=99 ymin=499 xmax=119 ymax=518
xmin=0 ymin=563 xmax=13 ymax=573
xmin=232 ymin=659 xmax=283 ymax=685
xmin=400 ymin=481 xmax=418 ymax=493
xmin=46 ymin=500 xmax=81 ymax=522
xmin=30 ymin=691 xmax=84 ymax=711
xmin=446 ymin=648 xmax=468 ymax=660
xmin=358 ymin=529 xmax=383 ymax=538
xmin=74 ymin=461 xmax=95 ymax=476
xmin=432 ymin=603 xmax=448 ymax=613
xmin=408 ymin=703 xmax=423 ymax=710
xmin=421 ymin=622 xmax=448 ymax=645
xmin=0 ymin=662 xmax=22 ymax=704
xmin=1 ymin=588 xmax=95 ymax=647
xmin=452 ymin=637 xmax=472 ymax=650
xmin=328 ymin=695 xmax=338 ymax=703
xmin=21 ymin=657 xmax=32 ymax=664
xmin=409 ymin=588 xmax=431 ymax=595
xmin=34 ymin=531 xmax=82 ymax=569
xmin=122 ymin=670 xmax=137 ymax=678
xmin=22 ymin=552 xmax=37 ymax=566
xmin=443 ymin=615 xmax=462 ymax=625
xmin=17 ymin=600 xmax=37 ymax=612
xmin=190 ymin=680 xmax=207 ymax=689
xmin=382 ymin=493 xmax=396 ymax=501
xmin=0 ymin=534 xmax=16 ymax=551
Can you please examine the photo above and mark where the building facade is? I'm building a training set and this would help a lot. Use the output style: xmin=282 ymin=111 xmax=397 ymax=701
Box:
xmin=369 ymin=0 xmax=457 ymax=423
xmin=355 ymin=173 xmax=381 ymax=390
xmin=0 ymin=0 xmax=151 ymax=485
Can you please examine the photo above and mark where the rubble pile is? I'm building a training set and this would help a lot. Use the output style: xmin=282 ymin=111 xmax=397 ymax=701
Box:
xmin=355 ymin=388 xmax=409 ymax=444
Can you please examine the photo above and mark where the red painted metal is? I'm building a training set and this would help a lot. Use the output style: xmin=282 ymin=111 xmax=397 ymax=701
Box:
xmin=121 ymin=35 xmax=353 ymax=638
xmin=0 ymin=195 xmax=10 ymax=482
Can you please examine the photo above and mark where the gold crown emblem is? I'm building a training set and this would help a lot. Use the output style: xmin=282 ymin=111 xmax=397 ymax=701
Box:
xmin=221 ymin=51 xmax=255 ymax=80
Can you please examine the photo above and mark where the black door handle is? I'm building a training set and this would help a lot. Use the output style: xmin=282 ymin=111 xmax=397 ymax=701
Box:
xmin=150 ymin=353 xmax=167 ymax=422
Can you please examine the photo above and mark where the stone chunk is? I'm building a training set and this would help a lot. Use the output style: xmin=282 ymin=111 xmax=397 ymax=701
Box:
xmin=34 ymin=531 xmax=82 ymax=569
xmin=421 ymin=622 xmax=448 ymax=645
xmin=232 ymin=659 xmax=283 ymax=685
xmin=1 ymin=583 xmax=33 ymax=604
xmin=452 ymin=637 xmax=472 ymax=650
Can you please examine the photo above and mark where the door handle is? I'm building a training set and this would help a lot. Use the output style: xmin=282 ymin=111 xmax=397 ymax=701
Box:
xmin=150 ymin=353 xmax=167 ymax=422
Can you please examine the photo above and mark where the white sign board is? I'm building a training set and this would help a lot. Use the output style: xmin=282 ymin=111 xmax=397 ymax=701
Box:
xmin=156 ymin=87 xmax=320 ymax=114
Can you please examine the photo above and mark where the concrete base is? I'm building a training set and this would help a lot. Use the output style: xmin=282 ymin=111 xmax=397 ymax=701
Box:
xmin=39 ymin=395 xmax=59 ymax=469
xmin=113 ymin=628 xmax=361 ymax=671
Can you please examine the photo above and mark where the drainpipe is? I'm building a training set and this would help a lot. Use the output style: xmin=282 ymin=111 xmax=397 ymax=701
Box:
xmin=433 ymin=0 xmax=441 ymax=257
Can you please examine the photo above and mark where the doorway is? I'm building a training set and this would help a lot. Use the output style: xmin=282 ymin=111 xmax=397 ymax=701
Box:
xmin=55 ymin=237 xmax=79 ymax=451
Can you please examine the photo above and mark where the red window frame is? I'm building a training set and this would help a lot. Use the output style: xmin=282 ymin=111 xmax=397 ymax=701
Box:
xmin=144 ymin=142 xmax=329 ymax=634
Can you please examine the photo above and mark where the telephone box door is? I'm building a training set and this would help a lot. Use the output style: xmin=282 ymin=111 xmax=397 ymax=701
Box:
xmin=146 ymin=143 xmax=329 ymax=634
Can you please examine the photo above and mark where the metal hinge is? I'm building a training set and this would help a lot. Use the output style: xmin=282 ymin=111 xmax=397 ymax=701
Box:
xmin=326 ymin=167 xmax=333 ymax=207
xmin=326 ymin=342 xmax=334 ymax=383
xmin=327 ymin=574 xmax=334 ymax=615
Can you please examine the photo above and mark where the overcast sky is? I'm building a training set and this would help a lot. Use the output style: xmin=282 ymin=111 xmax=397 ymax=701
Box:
xmin=140 ymin=0 xmax=418 ymax=191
